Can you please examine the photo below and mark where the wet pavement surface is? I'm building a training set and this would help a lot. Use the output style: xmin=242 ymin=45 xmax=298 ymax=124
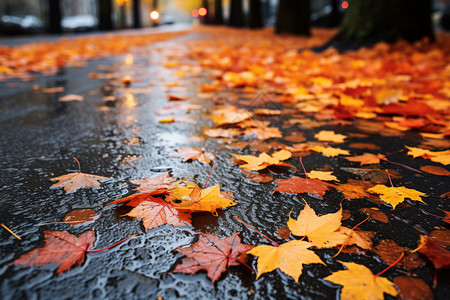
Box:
xmin=1 ymin=28 xmax=449 ymax=299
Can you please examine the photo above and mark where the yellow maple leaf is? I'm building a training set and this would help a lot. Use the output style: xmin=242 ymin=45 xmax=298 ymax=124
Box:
xmin=166 ymin=181 xmax=236 ymax=214
xmin=230 ymin=150 xmax=293 ymax=171
xmin=307 ymin=170 xmax=339 ymax=182
xmin=324 ymin=261 xmax=398 ymax=300
xmin=247 ymin=240 xmax=325 ymax=283
xmin=314 ymin=131 xmax=347 ymax=143
xmin=406 ymin=146 xmax=450 ymax=165
xmin=367 ymin=184 xmax=426 ymax=209
xmin=287 ymin=203 xmax=347 ymax=248
xmin=310 ymin=146 xmax=350 ymax=157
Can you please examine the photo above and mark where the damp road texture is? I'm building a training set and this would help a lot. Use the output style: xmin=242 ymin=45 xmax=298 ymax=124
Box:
xmin=1 ymin=32 xmax=449 ymax=300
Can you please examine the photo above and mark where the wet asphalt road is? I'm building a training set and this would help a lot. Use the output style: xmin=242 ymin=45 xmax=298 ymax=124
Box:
xmin=0 ymin=28 xmax=449 ymax=299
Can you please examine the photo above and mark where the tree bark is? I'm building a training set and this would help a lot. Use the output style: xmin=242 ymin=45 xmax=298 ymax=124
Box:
xmin=214 ymin=0 xmax=224 ymax=25
xmin=229 ymin=0 xmax=245 ymax=28
xmin=275 ymin=0 xmax=310 ymax=35
xmin=249 ymin=0 xmax=264 ymax=29
xmin=48 ymin=0 xmax=62 ymax=34
xmin=132 ymin=0 xmax=141 ymax=28
xmin=339 ymin=0 xmax=434 ymax=46
xmin=98 ymin=0 xmax=114 ymax=30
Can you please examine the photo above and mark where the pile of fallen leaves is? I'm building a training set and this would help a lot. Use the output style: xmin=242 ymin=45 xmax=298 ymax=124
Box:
xmin=4 ymin=26 xmax=450 ymax=299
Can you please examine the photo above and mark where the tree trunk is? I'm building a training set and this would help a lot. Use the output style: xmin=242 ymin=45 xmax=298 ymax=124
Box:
xmin=249 ymin=0 xmax=264 ymax=29
xmin=48 ymin=0 xmax=62 ymax=34
xmin=229 ymin=0 xmax=245 ymax=28
xmin=338 ymin=0 xmax=434 ymax=47
xmin=275 ymin=0 xmax=310 ymax=35
xmin=98 ymin=0 xmax=114 ymax=30
xmin=214 ymin=0 xmax=224 ymax=25
xmin=132 ymin=0 xmax=141 ymax=28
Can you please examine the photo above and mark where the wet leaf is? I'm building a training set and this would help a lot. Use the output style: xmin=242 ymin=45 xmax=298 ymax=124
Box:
xmin=12 ymin=230 xmax=94 ymax=274
xmin=309 ymin=145 xmax=350 ymax=157
xmin=359 ymin=207 xmax=388 ymax=223
xmin=367 ymin=184 xmax=426 ymax=209
xmin=248 ymin=240 xmax=324 ymax=283
xmin=58 ymin=94 xmax=84 ymax=102
xmin=415 ymin=235 xmax=450 ymax=269
xmin=406 ymin=146 xmax=450 ymax=165
xmin=168 ymin=147 xmax=216 ymax=164
xmin=130 ymin=172 xmax=176 ymax=194
xmin=273 ymin=176 xmax=335 ymax=198
xmin=307 ymin=170 xmax=339 ymax=182
xmin=314 ymin=130 xmax=347 ymax=143
xmin=166 ymin=181 xmax=236 ymax=214
xmin=173 ymin=233 xmax=253 ymax=283
xmin=419 ymin=165 xmax=450 ymax=176
xmin=374 ymin=239 xmax=424 ymax=270
xmin=64 ymin=209 xmax=98 ymax=226
xmin=394 ymin=276 xmax=433 ymax=300
xmin=126 ymin=198 xmax=192 ymax=231
xmin=324 ymin=261 xmax=398 ymax=300
xmin=230 ymin=150 xmax=293 ymax=171
xmin=345 ymin=153 xmax=384 ymax=165
xmin=287 ymin=203 xmax=346 ymax=248
xmin=336 ymin=179 xmax=381 ymax=203
xmin=240 ymin=170 xmax=273 ymax=183
xmin=50 ymin=172 xmax=109 ymax=194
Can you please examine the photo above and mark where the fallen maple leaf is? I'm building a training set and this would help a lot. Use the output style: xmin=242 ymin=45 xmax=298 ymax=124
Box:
xmin=168 ymin=147 xmax=216 ymax=164
xmin=58 ymin=94 xmax=84 ymax=102
xmin=173 ymin=233 xmax=253 ymax=283
xmin=415 ymin=235 xmax=450 ymax=269
xmin=273 ymin=176 xmax=335 ymax=198
xmin=336 ymin=179 xmax=381 ymax=203
xmin=406 ymin=146 xmax=450 ymax=165
xmin=248 ymin=240 xmax=325 ymax=283
xmin=287 ymin=203 xmax=346 ymax=248
xmin=130 ymin=172 xmax=176 ymax=193
xmin=230 ymin=149 xmax=293 ymax=171
xmin=310 ymin=145 xmax=350 ymax=157
xmin=324 ymin=261 xmax=398 ymax=300
xmin=166 ymin=181 xmax=236 ymax=214
xmin=419 ymin=165 xmax=450 ymax=176
xmin=314 ymin=130 xmax=347 ymax=143
xmin=307 ymin=170 xmax=339 ymax=181
xmin=50 ymin=158 xmax=109 ymax=193
xmin=126 ymin=198 xmax=192 ymax=231
xmin=12 ymin=230 xmax=94 ymax=274
xmin=345 ymin=153 xmax=384 ymax=165
xmin=63 ymin=209 xmax=98 ymax=226
xmin=244 ymin=127 xmax=283 ymax=140
xmin=367 ymin=184 xmax=426 ymax=209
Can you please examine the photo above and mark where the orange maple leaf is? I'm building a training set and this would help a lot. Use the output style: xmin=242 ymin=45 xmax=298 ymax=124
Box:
xmin=367 ymin=184 xmax=426 ymax=209
xmin=230 ymin=149 xmax=293 ymax=171
xmin=324 ymin=261 xmax=398 ymax=300
xmin=168 ymin=147 xmax=216 ymax=164
xmin=273 ymin=176 xmax=335 ymax=198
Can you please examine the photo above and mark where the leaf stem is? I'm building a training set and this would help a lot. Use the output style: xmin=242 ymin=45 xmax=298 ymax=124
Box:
xmin=299 ymin=157 xmax=308 ymax=179
xmin=204 ymin=161 xmax=217 ymax=189
xmin=385 ymin=169 xmax=394 ymax=187
xmin=332 ymin=216 xmax=370 ymax=258
xmin=1 ymin=223 xmax=21 ymax=240
xmin=420 ymin=209 xmax=443 ymax=219
xmin=73 ymin=157 xmax=81 ymax=173
xmin=234 ymin=216 xmax=279 ymax=247
xmin=86 ymin=234 xmax=139 ymax=253
xmin=375 ymin=252 xmax=404 ymax=277
xmin=381 ymin=157 xmax=423 ymax=174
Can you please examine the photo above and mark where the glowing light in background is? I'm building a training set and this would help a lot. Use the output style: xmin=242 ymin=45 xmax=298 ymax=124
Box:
xmin=342 ymin=1 xmax=349 ymax=9
xmin=198 ymin=7 xmax=207 ymax=17
xmin=150 ymin=10 xmax=160 ymax=21
xmin=124 ymin=93 xmax=137 ymax=107
xmin=192 ymin=9 xmax=199 ymax=18
xmin=125 ymin=54 xmax=134 ymax=66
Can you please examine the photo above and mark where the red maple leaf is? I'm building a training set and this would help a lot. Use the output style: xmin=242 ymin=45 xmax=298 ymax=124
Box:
xmin=172 ymin=232 xmax=253 ymax=283
xmin=273 ymin=176 xmax=336 ymax=198
xmin=12 ymin=230 xmax=94 ymax=274
xmin=126 ymin=198 xmax=192 ymax=231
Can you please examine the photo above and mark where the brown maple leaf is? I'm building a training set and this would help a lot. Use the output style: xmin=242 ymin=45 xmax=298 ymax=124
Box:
xmin=273 ymin=176 xmax=335 ymax=198
xmin=345 ymin=153 xmax=384 ymax=165
xmin=336 ymin=179 xmax=381 ymax=204
xmin=50 ymin=158 xmax=109 ymax=193
xmin=12 ymin=230 xmax=95 ymax=274
xmin=130 ymin=172 xmax=176 ymax=193
xmin=172 ymin=232 xmax=253 ymax=283
xmin=415 ymin=235 xmax=450 ymax=269
xmin=168 ymin=147 xmax=216 ymax=164
xmin=126 ymin=198 xmax=192 ymax=231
